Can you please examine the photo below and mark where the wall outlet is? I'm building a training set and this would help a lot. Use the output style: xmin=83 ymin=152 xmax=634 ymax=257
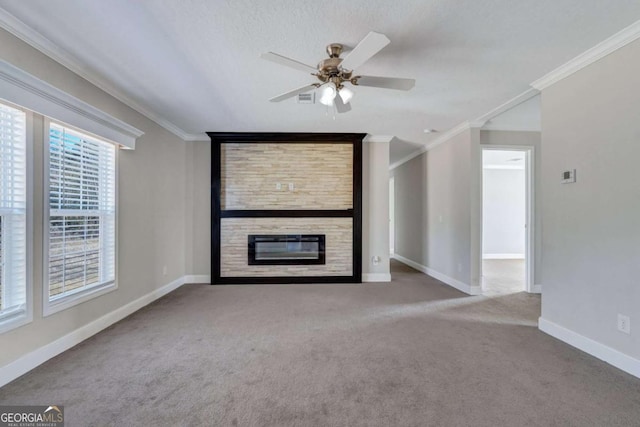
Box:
xmin=617 ymin=314 xmax=631 ymax=334
xmin=372 ymin=256 xmax=381 ymax=266
xmin=162 ymin=265 xmax=167 ymax=276
xmin=288 ymin=183 xmax=295 ymax=191
xmin=276 ymin=182 xmax=282 ymax=190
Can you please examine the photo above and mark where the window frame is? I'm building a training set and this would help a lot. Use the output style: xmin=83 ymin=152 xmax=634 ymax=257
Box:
xmin=0 ymin=100 xmax=33 ymax=334
xmin=42 ymin=117 xmax=118 ymax=317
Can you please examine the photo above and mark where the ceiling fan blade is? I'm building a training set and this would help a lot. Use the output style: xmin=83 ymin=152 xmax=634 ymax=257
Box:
xmin=260 ymin=52 xmax=317 ymax=74
xmin=269 ymin=84 xmax=318 ymax=102
xmin=355 ymin=75 xmax=415 ymax=91
xmin=339 ymin=31 xmax=390 ymax=71
xmin=334 ymin=94 xmax=351 ymax=113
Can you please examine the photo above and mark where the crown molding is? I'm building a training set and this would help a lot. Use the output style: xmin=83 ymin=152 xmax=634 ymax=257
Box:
xmin=390 ymin=18 xmax=640 ymax=170
xmin=531 ymin=19 xmax=640 ymax=90
xmin=0 ymin=60 xmax=143 ymax=148
xmin=364 ymin=134 xmax=394 ymax=143
xmin=425 ymin=120 xmax=480 ymax=151
xmin=481 ymin=123 xmax=541 ymax=132
xmin=389 ymin=87 xmax=541 ymax=171
xmin=389 ymin=145 xmax=427 ymax=170
xmin=0 ymin=7 xmax=197 ymax=142
xmin=474 ymin=88 xmax=539 ymax=124
xmin=468 ymin=120 xmax=487 ymax=128
xmin=183 ymin=132 xmax=210 ymax=142
xmin=389 ymin=121 xmax=481 ymax=170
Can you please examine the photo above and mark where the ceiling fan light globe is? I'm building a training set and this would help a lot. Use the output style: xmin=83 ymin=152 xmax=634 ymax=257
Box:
xmin=321 ymin=85 xmax=336 ymax=98
xmin=319 ymin=85 xmax=337 ymax=106
xmin=319 ymin=96 xmax=334 ymax=106
xmin=339 ymin=87 xmax=354 ymax=104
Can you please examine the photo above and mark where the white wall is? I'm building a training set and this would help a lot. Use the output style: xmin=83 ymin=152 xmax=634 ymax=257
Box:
xmin=426 ymin=130 xmax=474 ymax=286
xmin=362 ymin=139 xmax=391 ymax=281
xmin=391 ymin=129 xmax=478 ymax=293
xmin=185 ymin=141 xmax=211 ymax=277
xmin=389 ymin=177 xmax=394 ymax=254
xmin=482 ymin=168 xmax=525 ymax=257
xmin=0 ymin=28 xmax=190 ymax=370
xmin=539 ymin=38 xmax=640 ymax=367
xmin=390 ymin=154 xmax=426 ymax=264
xmin=391 ymin=129 xmax=540 ymax=294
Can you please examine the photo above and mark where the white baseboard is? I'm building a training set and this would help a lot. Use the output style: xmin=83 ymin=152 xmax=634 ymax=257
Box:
xmin=362 ymin=273 xmax=391 ymax=282
xmin=184 ymin=275 xmax=211 ymax=284
xmin=538 ymin=317 xmax=640 ymax=379
xmin=393 ymin=254 xmax=480 ymax=295
xmin=483 ymin=254 xmax=525 ymax=259
xmin=426 ymin=267 xmax=482 ymax=295
xmin=0 ymin=275 xmax=189 ymax=388
xmin=391 ymin=254 xmax=425 ymax=272
xmin=531 ymin=284 xmax=542 ymax=294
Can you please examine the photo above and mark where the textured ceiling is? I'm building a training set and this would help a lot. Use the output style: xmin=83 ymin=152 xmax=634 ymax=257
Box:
xmin=1 ymin=0 xmax=640 ymax=163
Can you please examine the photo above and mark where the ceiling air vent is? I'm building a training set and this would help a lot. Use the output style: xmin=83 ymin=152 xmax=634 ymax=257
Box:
xmin=297 ymin=92 xmax=315 ymax=104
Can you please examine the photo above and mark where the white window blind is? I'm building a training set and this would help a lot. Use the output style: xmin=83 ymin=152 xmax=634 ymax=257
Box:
xmin=48 ymin=123 xmax=115 ymax=301
xmin=0 ymin=102 xmax=27 ymax=322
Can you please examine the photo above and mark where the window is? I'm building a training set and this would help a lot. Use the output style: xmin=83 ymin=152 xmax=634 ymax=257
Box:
xmin=0 ymin=101 xmax=29 ymax=331
xmin=45 ymin=122 xmax=116 ymax=314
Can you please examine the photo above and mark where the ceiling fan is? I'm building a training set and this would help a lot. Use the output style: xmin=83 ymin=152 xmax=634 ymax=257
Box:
xmin=261 ymin=32 xmax=415 ymax=113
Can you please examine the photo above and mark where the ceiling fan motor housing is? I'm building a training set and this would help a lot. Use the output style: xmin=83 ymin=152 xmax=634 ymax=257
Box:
xmin=326 ymin=43 xmax=343 ymax=58
xmin=316 ymin=44 xmax=354 ymax=85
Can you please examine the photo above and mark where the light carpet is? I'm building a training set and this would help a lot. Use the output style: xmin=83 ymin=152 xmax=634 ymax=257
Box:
xmin=1 ymin=260 xmax=639 ymax=426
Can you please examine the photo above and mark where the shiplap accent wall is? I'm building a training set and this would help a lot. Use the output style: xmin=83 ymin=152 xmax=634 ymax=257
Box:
xmin=221 ymin=143 xmax=353 ymax=210
xmin=220 ymin=218 xmax=353 ymax=277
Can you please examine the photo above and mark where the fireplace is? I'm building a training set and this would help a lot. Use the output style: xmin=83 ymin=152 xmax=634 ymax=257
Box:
xmin=248 ymin=234 xmax=325 ymax=265
xmin=210 ymin=133 xmax=362 ymax=283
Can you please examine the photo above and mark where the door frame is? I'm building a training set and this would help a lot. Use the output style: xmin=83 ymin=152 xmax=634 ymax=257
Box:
xmin=479 ymin=145 xmax=535 ymax=293
xmin=389 ymin=176 xmax=395 ymax=256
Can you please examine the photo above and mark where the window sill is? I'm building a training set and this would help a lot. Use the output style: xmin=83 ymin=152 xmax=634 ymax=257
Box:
xmin=0 ymin=308 xmax=33 ymax=334
xmin=43 ymin=281 xmax=118 ymax=317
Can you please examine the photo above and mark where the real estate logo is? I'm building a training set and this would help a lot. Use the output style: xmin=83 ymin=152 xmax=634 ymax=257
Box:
xmin=0 ymin=405 xmax=64 ymax=427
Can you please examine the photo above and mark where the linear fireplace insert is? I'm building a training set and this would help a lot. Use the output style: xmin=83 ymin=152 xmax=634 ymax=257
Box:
xmin=248 ymin=234 xmax=325 ymax=265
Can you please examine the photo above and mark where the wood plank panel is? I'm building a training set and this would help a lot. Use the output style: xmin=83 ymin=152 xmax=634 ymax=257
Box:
xmin=221 ymin=143 xmax=353 ymax=210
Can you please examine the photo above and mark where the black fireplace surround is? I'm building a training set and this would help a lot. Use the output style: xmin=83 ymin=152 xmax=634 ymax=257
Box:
xmin=208 ymin=132 xmax=363 ymax=284
xmin=248 ymin=234 xmax=325 ymax=265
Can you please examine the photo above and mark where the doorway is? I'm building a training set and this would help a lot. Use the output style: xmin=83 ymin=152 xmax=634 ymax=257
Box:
xmin=481 ymin=147 xmax=533 ymax=294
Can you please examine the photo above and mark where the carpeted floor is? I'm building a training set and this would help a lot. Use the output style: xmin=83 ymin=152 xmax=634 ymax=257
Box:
xmin=2 ymin=260 xmax=640 ymax=426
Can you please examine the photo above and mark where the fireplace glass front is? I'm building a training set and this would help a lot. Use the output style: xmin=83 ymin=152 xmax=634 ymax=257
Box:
xmin=248 ymin=234 xmax=326 ymax=265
